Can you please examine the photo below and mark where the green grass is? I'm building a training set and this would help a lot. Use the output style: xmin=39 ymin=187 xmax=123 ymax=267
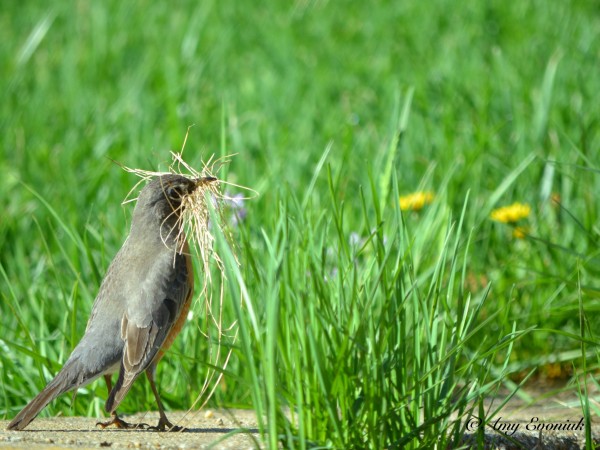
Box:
xmin=1 ymin=0 xmax=600 ymax=448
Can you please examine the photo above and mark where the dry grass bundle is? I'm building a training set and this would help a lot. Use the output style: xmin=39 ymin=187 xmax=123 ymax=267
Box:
xmin=120 ymin=151 xmax=232 ymax=275
xmin=114 ymin=135 xmax=255 ymax=424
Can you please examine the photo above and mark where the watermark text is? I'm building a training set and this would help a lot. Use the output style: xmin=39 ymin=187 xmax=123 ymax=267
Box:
xmin=465 ymin=416 xmax=585 ymax=436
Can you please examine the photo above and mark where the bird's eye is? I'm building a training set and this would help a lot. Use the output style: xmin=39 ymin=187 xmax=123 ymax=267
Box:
xmin=166 ymin=185 xmax=183 ymax=201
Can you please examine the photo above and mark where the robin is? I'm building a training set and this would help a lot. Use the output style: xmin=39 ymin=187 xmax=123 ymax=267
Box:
xmin=8 ymin=174 xmax=214 ymax=431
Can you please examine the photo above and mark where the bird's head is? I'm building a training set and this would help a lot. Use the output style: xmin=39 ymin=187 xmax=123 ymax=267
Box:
xmin=134 ymin=173 xmax=216 ymax=226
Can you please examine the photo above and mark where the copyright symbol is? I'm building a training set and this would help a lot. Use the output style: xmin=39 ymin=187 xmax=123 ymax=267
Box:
xmin=466 ymin=416 xmax=482 ymax=432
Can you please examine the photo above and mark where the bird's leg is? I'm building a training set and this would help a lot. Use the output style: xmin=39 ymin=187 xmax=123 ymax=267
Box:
xmin=97 ymin=374 xmax=149 ymax=430
xmin=145 ymin=367 xmax=185 ymax=432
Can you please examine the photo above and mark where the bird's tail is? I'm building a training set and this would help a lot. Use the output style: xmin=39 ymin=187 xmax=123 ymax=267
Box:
xmin=105 ymin=364 xmax=137 ymax=414
xmin=7 ymin=359 xmax=82 ymax=431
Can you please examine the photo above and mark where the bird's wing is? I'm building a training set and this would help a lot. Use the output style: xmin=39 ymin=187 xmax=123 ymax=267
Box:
xmin=105 ymin=248 xmax=192 ymax=413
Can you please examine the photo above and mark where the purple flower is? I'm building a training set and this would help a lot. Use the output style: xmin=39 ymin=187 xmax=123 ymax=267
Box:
xmin=224 ymin=192 xmax=247 ymax=226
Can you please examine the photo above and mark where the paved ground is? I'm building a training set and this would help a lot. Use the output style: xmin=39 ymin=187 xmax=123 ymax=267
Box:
xmin=0 ymin=410 xmax=260 ymax=449
xmin=1 ymin=390 xmax=598 ymax=449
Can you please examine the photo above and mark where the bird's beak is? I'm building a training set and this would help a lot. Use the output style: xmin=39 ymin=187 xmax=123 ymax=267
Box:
xmin=192 ymin=176 xmax=217 ymax=191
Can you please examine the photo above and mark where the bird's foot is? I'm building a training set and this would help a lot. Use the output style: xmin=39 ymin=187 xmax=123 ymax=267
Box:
xmin=96 ymin=416 xmax=149 ymax=430
xmin=147 ymin=416 xmax=186 ymax=432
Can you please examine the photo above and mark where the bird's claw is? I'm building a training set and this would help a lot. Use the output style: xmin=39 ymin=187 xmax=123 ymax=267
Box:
xmin=96 ymin=416 xmax=149 ymax=430
xmin=146 ymin=417 xmax=186 ymax=432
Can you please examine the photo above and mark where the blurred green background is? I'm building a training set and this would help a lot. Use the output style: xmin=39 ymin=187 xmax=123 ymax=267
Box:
xmin=1 ymin=0 xmax=600 ymax=447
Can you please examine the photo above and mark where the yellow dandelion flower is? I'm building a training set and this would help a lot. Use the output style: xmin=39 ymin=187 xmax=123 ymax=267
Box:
xmin=512 ymin=226 xmax=528 ymax=239
xmin=551 ymin=192 xmax=561 ymax=209
xmin=490 ymin=202 xmax=530 ymax=223
xmin=399 ymin=191 xmax=434 ymax=211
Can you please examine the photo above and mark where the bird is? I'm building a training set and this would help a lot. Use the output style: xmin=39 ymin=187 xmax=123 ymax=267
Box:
xmin=7 ymin=174 xmax=213 ymax=431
